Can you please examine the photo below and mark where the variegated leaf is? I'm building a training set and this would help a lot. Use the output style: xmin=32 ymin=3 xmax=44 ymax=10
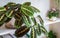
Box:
xmin=22 ymin=15 xmax=31 ymax=27
xmin=0 ymin=7 xmax=6 ymax=11
xmin=36 ymin=24 xmax=41 ymax=35
xmin=14 ymin=11 xmax=22 ymax=20
xmin=40 ymin=26 xmax=47 ymax=34
xmin=15 ymin=26 xmax=30 ymax=37
xmin=5 ymin=16 xmax=11 ymax=23
xmin=0 ymin=11 xmax=11 ymax=24
xmin=21 ymin=5 xmax=34 ymax=16
xmin=30 ymin=27 xmax=36 ymax=38
xmin=31 ymin=17 xmax=37 ymax=25
xmin=23 ymin=2 xmax=31 ymax=6
xmin=0 ymin=14 xmax=7 ymax=26
xmin=14 ymin=19 xmax=23 ymax=29
xmin=6 ymin=9 xmax=14 ymax=18
xmin=37 ymin=15 xmax=44 ymax=25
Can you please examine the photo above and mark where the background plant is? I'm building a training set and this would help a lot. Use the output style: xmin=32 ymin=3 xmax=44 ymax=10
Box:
xmin=47 ymin=8 xmax=59 ymax=19
xmin=48 ymin=30 xmax=57 ymax=38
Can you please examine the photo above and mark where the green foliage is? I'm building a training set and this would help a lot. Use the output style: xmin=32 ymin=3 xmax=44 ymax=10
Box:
xmin=37 ymin=15 xmax=44 ymax=25
xmin=0 ymin=2 xmax=56 ymax=38
xmin=30 ymin=27 xmax=37 ymax=38
xmin=23 ymin=2 xmax=31 ymax=6
xmin=48 ymin=31 xmax=57 ymax=38
xmin=36 ymin=24 xmax=41 ymax=35
xmin=15 ymin=26 xmax=30 ymax=37
xmin=0 ymin=7 xmax=6 ymax=11
xmin=47 ymin=9 xmax=59 ymax=19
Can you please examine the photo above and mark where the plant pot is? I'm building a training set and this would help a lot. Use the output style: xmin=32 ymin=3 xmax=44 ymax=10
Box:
xmin=5 ymin=18 xmax=16 ymax=29
xmin=47 ymin=17 xmax=57 ymax=21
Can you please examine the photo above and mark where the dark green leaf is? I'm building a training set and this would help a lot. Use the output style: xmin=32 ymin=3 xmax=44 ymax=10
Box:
xmin=48 ymin=31 xmax=57 ymax=38
xmin=31 ymin=17 xmax=37 ymax=25
xmin=26 ymin=16 xmax=31 ymax=24
xmin=6 ymin=9 xmax=14 ymax=18
xmin=14 ymin=11 xmax=22 ymax=20
xmin=6 ymin=2 xmax=16 ymax=7
xmin=0 ymin=7 xmax=6 ymax=11
xmin=15 ymin=26 xmax=30 ymax=37
xmin=14 ymin=18 xmax=23 ymax=29
xmin=37 ymin=15 xmax=44 ymax=25
xmin=0 ymin=14 xmax=7 ymax=25
xmin=40 ymin=26 xmax=47 ymax=34
xmin=0 ymin=23 xmax=4 ymax=26
xmin=23 ymin=2 xmax=31 ymax=6
xmin=36 ymin=24 xmax=41 ymax=35
xmin=5 ymin=18 xmax=11 ymax=23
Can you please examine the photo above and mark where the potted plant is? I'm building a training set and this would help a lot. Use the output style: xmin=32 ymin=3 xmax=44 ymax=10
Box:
xmin=47 ymin=8 xmax=59 ymax=21
xmin=47 ymin=30 xmax=57 ymax=38
xmin=0 ymin=2 xmax=57 ymax=38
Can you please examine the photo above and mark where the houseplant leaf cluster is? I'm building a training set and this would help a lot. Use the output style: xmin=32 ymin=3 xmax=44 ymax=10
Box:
xmin=0 ymin=2 xmax=57 ymax=38
xmin=47 ymin=8 xmax=59 ymax=19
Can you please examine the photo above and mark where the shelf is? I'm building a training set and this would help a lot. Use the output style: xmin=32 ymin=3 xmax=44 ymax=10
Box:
xmin=0 ymin=29 xmax=16 ymax=35
xmin=44 ymin=18 xmax=60 ymax=25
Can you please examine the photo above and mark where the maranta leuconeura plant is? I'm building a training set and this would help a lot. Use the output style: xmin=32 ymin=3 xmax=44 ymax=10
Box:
xmin=0 ymin=2 xmax=47 ymax=38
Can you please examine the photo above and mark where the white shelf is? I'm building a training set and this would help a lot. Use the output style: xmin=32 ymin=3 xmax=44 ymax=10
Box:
xmin=0 ymin=29 xmax=16 ymax=35
xmin=0 ymin=25 xmax=16 ymax=36
xmin=44 ymin=18 xmax=60 ymax=25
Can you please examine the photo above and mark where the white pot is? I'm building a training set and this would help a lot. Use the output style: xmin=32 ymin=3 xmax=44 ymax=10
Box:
xmin=47 ymin=17 xmax=57 ymax=21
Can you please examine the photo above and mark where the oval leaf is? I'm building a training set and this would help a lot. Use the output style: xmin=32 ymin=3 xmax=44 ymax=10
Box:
xmin=30 ymin=27 xmax=36 ymax=38
xmin=21 ymin=5 xmax=34 ymax=16
xmin=23 ymin=2 xmax=31 ymax=6
xmin=15 ymin=26 xmax=30 ymax=37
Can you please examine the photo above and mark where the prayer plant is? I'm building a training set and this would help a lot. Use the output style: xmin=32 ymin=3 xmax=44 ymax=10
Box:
xmin=0 ymin=2 xmax=48 ymax=38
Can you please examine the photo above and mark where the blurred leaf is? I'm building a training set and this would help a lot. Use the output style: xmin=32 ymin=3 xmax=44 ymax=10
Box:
xmin=26 ymin=16 xmax=31 ymax=24
xmin=48 ymin=31 xmax=57 ymax=38
xmin=36 ymin=24 xmax=41 ymax=35
xmin=21 ymin=5 xmax=34 ymax=16
xmin=40 ymin=26 xmax=47 ymax=34
xmin=37 ymin=15 xmax=44 ymax=25
xmin=31 ymin=17 xmax=37 ymax=25
xmin=0 ymin=14 xmax=6 ymax=21
xmin=14 ymin=18 xmax=23 ymax=29
xmin=4 ymin=2 xmax=16 ymax=10
xmin=23 ymin=2 xmax=31 ymax=6
xmin=0 ymin=7 xmax=6 ymax=11
xmin=30 ymin=27 xmax=36 ymax=38
xmin=15 ymin=26 xmax=30 ymax=37
xmin=31 ymin=6 xmax=40 ymax=12
xmin=14 ymin=11 xmax=22 ymax=19
xmin=0 ymin=11 xmax=11 ymax=24
xmin=6 ymin=9 xmax=14 ymax=18
xmin=5 ymin=18 xmax=11 ymax=23
xmin=0 ymin=14 xmax=7 ymax=25
xmin=22 ymin=15 xmax=31 ymax=27
xmin=0 ymin=23 xmax=3 ymax=26
xmin=7 ymin=2 xmax=16 ymax=6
